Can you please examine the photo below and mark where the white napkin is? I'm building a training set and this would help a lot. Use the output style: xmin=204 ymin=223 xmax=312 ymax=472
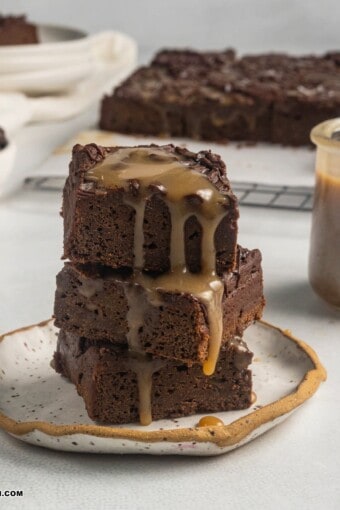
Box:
xmin=0 ymin=31 xmax=137 ymax=132
xmin=0 ymin=31 xmax=137 ymax=198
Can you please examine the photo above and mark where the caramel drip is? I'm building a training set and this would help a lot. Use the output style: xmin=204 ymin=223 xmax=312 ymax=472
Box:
xmin=199 ymin=215 xmax=225 ymax=274
xmin=251 ymin=391 xmax=257 ymax=404
xmin=124 ymin=198 xmax=146 ymax=270
xmin=78 ymin=278 xmax=103 ymax=298
xmin=197 ymin=415 xmax=224 ymax=427
xmin=85 ymin=147 xmax=230 ymax=424
xmin=136 ymin=269 xmax=224 ymax=376
xmin=124 ymin=285 xmax=165 ymax=425
xmin=167 ymin=204 xmax=191 ymax=269
xmin=201 ymin=279 xmax=224 ymax=376
xmin=128 ymin=355 xmax=164 ymax=426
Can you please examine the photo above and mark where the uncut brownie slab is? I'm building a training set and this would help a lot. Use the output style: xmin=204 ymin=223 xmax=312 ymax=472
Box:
xmin=62 ymin=143 xmax=238 ymax=275
xmin=54 ymin=328 xmax=253 ymax=425
xmin=100 ymin=49 xmax=340 ymax=146
xmin=54 ymin=247 xmax=264 ymax=365
xmin=0 ymin=15 xmax=38 ymax=45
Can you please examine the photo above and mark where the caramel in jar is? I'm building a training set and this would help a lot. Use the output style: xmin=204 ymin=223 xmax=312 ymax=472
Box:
xmin=309 ymin=119 xmax=340 ymax=308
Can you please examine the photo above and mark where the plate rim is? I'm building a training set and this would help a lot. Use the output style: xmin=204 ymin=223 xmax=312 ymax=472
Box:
xmin=0 ymin=319 xmax=326 ymax=448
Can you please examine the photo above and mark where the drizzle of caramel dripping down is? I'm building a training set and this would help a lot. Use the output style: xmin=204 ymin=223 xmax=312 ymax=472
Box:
xmin=124 ymin=283 xmax=165 ymax=425
xmin=137 ymin=270 xmax=224 ymax=377
xmin=128 ymin=355 xmax=164 ymax=426
xmin=86 ymin=147 xmax=228 ymax=425
xmin=87 ymin=147 xmax=228 ymax=273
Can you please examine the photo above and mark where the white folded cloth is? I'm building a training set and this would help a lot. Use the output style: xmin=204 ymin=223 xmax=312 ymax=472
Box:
xmin=0 ymin=31 xmax=137 ymax=132
xmin=0 ymin=30 xmax=137 ymax=198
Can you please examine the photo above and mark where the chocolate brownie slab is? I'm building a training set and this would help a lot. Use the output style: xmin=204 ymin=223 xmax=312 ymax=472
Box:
xmin=54 ymin=247 xmax=264 ymax=365
xmin=62 ymin=143 xmax=238 ymax=275
xmin=54 ymin=328 xmax=253 ymax=425
xmin=100 ymin=49 xmax=340 ymax=146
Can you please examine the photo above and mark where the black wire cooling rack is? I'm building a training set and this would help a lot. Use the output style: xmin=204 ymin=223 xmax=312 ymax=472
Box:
xmin=24 ymin=176 xmax=314 ymax=212
xmin=232 ymin=181 xmax=314 ymax=211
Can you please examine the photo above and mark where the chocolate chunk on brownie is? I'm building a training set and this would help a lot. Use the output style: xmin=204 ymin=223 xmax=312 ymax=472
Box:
xmin=54 ymin=247 xmax=264 ymax=364
xmin=0 ymin=15 xmax=38 ymax=45
xmin=0 ymin=128 xmax=7 ymax=150
xmin=62 ymin=143 xmax=238 ymax=275
xmin=54 ymin=328 xmax=253 ymax=425
xmin=100 ymin=48 xmax=340 ymax=146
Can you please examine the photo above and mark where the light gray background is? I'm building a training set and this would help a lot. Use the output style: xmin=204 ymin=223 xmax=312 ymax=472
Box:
xmin=1 ymin=0 xmax=340 ymax=58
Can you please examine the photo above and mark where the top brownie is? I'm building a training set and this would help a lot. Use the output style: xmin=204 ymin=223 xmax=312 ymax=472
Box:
xmin=0 ymin=15 xmax=38 ymax=45
xmin=62 ymin=143 xmax=238 ymax=275
xmin=100 ymin=49 xmax=340 ymax=146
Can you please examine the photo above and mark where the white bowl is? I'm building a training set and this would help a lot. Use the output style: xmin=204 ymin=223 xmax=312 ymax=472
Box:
xmin=0 ymin=24 xmax=93 ymax=93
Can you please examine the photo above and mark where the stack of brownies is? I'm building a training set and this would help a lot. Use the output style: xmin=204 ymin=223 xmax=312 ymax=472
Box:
xmin=53 ymin=142 xmax=265 ymax=425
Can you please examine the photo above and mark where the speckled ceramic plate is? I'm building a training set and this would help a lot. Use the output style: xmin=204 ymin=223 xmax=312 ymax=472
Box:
xmin=0 ymin=320 xmax=325 ymax=456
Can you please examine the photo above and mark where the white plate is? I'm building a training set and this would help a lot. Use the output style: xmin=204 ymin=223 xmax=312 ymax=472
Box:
xmin=0 ymin=320 xmax=325 ymax=456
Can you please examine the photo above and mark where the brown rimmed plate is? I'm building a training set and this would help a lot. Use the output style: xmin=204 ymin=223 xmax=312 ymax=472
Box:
xmin=0 ymin=320 xmax=326 ymax=456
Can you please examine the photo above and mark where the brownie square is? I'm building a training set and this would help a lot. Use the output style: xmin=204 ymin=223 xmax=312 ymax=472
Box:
xmin=62 ymin=143 xmax=239 ymax=275
xmin=100 ymin=49 xmax=340 ymax=146
xmin=54 ymin=247 xmax=264 ymax=364
xmin=54 ymin=328 xmax=253 ymax=425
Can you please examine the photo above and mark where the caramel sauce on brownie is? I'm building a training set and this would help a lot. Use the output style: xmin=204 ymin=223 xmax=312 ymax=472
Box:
xmin=85 ymin=147 xmax=232 ymax=424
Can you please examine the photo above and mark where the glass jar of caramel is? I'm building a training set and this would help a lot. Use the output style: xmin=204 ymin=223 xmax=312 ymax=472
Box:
xmin=309 ymin=118 xmax=340 ymax=309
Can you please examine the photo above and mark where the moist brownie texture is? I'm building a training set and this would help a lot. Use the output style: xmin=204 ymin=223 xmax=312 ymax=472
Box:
xmin=54 ymin=329 xmax=253 ymax=424
xmin=0 ymin=128 xmax=7 ymax=150
xmin=62 ymin=143 xmax=239 ymax=275
xmin=53 ymin=141 xmax=263 ymax=425
xmin=0 ymin=15 xmax=38 ymax=45
xmin=100 ymin=48 xmax=340 ymax=146
xmin=54 ymin=247 xmax=264 ymax=364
